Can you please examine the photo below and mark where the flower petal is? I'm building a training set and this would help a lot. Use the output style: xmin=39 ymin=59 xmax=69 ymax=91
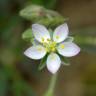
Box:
xmin=32 ymin=24 xmax=50 ymax=43
xmin=46 ymin=53 xmax=61 ymax=74
xmin=57 ymin=42 xmax=80 ymax=57
xmin=24 ymin=45 xmax=47 ymax=60
xmin=53 ymin=23 xmax=69 ymax=43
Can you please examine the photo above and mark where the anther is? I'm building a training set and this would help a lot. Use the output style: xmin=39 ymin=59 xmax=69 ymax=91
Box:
xmin=56 ymin=36 xmax=59 ymax=39
xmin=61 ymin=44 xmax=64 ymax=49
xmin=47 ymin=38 xmax=50 ymax=41
xmin=41 ymin=37 xmax=45 ymax=42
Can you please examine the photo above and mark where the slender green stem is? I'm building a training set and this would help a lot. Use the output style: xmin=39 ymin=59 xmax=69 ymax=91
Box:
xmin=44 ymin=73 xmax=58 ymax=96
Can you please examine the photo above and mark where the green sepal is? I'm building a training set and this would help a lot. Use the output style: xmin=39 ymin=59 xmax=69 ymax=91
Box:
xmin=64 ymin=36 xmax=74 ymax=42
xmin=38 ymin=55 xmax=48 ymax=70
xmin=22 ymin=28 xmax=34 ymax=42
xmin=60 ymin=55 xmax=70 ymax=66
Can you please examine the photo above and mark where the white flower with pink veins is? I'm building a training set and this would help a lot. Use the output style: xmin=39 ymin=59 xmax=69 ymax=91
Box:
xmin=24 ymin=23 xmax=80 ymax=74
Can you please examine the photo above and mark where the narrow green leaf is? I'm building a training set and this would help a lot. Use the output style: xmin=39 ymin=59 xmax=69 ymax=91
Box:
xmin=75 ymin=35 xmax=96 ymax=53
xmin=73 ymin=26 xmax=96 ymax=54
xmin=38 ymin=55 xmax=48 ymax=70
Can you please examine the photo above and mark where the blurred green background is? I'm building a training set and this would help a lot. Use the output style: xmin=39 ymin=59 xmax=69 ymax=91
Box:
xmin=0 ymin=0 xmax=96 ymax=96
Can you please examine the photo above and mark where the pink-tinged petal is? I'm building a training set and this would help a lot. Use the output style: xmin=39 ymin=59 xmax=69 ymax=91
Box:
xmin=46 ymin=53 xmax=61 ymax=74
xmin=57 ymin=42 xmax=80 ymax=57
xmin=24 ymin=45 xmax=47 ymax=60
xmin=53 ymin=23 xmax=69 ymax=43
xmin=32 ymin=24 xmax=51 ymax=43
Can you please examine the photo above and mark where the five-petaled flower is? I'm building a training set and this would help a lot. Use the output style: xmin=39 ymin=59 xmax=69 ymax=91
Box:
xmin=24 ymin=23 xmax=80 ymax=74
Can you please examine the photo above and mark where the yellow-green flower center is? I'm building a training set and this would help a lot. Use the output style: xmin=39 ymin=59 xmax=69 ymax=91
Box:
xmin=41 ymin=38 xmax=57 ymax=52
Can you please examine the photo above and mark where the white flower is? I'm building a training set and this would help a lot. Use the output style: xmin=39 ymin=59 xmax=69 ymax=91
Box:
xmin=24 ymin=23 xmax=80 ymax=74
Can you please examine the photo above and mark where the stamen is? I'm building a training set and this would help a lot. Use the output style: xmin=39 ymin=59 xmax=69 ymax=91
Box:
xmin=41 ymin=37 xmax=45 ymax=42
xmin=56 ymin=36 xmax=59 ymax=39
xmin=47 ymin=38 xmax=50 ymax=41
xmin=51 ymin=47 xmax=56 ymax=52
xmin=42 ymin=39 xmax=57 ymax=52
xmin=60 ymin=44 xmax=64 ymax=49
